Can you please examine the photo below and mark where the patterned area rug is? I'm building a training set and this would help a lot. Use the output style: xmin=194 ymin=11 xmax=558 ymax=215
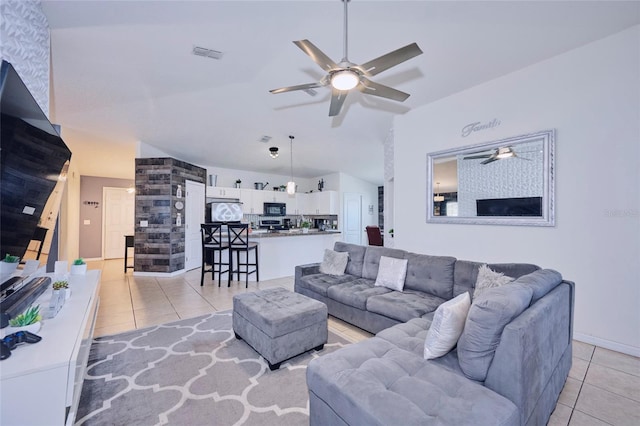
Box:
xmin=76 ymin=311 xmax=350 ymax=425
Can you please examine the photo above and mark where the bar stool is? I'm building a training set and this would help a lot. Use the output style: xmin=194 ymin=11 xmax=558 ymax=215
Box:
xmin=227 ymin=223 xmax=259 ymax=288
xmin=201 ymin=223 xmax=230 ymax=286
xmin=124 ymin=235 xmax=134 ymax=272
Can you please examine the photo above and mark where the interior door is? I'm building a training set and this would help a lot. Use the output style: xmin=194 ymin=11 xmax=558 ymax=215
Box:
xmin=185 ymin=180 xmax=205 ymax=271
xmin=103 ymin=187 xmax=135 ymax=259
xmin=343 ymin=193 xmax=362 ymax=245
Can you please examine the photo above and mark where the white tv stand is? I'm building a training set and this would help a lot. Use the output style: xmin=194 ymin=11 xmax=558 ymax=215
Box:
xmin=0 ymin=270 xmax=101 ymax=426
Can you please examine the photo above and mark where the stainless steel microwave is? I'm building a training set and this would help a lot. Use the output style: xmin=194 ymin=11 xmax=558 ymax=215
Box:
xmin=263 ymin=202 xmax=286 ymax=216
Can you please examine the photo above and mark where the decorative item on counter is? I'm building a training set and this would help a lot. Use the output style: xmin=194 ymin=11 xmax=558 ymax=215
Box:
xmin=389 ymin=229 xmax=394 ymax=238
xmin=318 ymin=178 xmax=324 ymax=191
xmin=301 ymin=221 xmax=311 ymax=234
xmin=70 ymin=258 xmax=87 ymax=275
xmin=279 ymin=185 xmax=286 ymax=192
xmin=48 ymin=282 xmax=67 ymax=318
xmin=177 ymin=213 xmax=182 ymax=226
xmin=176 ymin=184 xmax=182 ymax=198
xmin=235 ymin=179 xmax=242 ymax=188
xmin=8 ymin=304 xmax=42 ymax=333
xmin=1 ymin=253 xmax=20 ymax=275
xmin=53 ymin=280 xmax=71 ymax=299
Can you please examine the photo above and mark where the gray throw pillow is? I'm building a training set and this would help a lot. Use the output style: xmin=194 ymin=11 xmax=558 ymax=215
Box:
xmin=474 ymin=264 xmax=513 ymax=299
xmin=457 ymin=283 xmax=534 ymax=381
xmin=319 ymin=249 xmax=349 ymax=275
xmin=374 ymin=256 xmax=409 ymax=291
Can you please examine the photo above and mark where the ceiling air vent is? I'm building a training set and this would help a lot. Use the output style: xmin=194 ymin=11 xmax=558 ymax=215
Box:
xmin=192 ymin=46 xmax=224 ymax=60
xmin=259 ymin=135 xmax=272 ymax=144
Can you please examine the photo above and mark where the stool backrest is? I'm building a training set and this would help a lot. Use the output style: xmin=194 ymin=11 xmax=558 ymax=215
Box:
xmin=227 ymin=223 xmax=249 ymax=249
xmin=201 ymin=223 xmax=225 ymax=248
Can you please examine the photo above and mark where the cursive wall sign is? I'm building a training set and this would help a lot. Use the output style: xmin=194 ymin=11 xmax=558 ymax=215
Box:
xmin=461 ymin=118 xmax=501 ymax=137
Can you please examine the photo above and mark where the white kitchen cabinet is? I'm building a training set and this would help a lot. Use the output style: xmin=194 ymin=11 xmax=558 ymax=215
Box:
xmin=302 ymin=191 xmax=338 ymax=215
xmin=206 ymin=186 xmax=240 ymax=199
xmin=239 ymin=189 xmax=264 ymax=215
xmin=291 ymin=193 xmax=308 ymax=215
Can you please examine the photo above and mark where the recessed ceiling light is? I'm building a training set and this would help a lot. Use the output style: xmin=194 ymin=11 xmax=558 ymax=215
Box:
xmin=192 ymin=46 xmax=224 ymax=60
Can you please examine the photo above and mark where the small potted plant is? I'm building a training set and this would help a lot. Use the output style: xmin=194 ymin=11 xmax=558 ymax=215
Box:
xmin=70 ymin=258 xmax=87 ymax=275
xmin=53 ymin=280 xmax=71 ymax=300
xmin=1 ymin=253 xmax=20 ymax=275
xmin=8 ymin=304 xmax=41 ymax=333
xmin=301 ymin=221 xmax=311 ymax=234
xmin=388 ymin=229 xmax=394 ymax=238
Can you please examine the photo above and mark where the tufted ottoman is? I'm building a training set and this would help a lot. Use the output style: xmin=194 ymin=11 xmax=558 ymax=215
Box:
xmin=233 ymin=287 xmax=328 ymax=370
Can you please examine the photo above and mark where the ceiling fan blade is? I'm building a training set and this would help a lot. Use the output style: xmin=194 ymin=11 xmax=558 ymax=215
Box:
xmin=358 ymin=78 xmax=410 ymax=102
xmin=464 ymin=155 xmax=492 ymax=160
xmin=481 ymin=157 xmax=499 ymax=165
xmin=357 ymin=43 xmax=423 ymax=77
xmin=329 ymin=87 xmax=348 ymax=117
xmin=269 ymin=81 xmax=325 ymax=95
xmin=293 ymin=40 xmax=339 ymax=72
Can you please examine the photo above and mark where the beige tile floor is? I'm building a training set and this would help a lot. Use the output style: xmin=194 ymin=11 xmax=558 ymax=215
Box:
xmin=90 ymin=259 xmax=640 ymax=426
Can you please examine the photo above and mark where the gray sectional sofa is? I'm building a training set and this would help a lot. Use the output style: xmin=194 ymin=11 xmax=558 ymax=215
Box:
xmin=294 ymin=242 xmax=575 ymax=426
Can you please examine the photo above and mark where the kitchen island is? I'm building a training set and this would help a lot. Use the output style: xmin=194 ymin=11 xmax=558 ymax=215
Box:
xmin=246 ymin=229 xmax=341 ymax=281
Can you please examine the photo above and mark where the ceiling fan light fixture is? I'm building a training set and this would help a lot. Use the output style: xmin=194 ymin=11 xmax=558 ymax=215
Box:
xmin=269 ymin=146 xmax=279 ymax=158
xmin=330 ymin=70 xmax=359 ymax=91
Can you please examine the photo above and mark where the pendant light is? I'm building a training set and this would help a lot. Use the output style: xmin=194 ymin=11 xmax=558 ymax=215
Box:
xmin=287 ymin=135 xmax=296 ymax=194
xmin=433 ymin=182 xmax=444 ymax=202
xmin=269 ymin=146 xmax=279 ymax=158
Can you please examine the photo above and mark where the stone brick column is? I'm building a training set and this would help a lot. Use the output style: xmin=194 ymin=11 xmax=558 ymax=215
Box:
xmin=134 ymin=158 xmax=206 ymax=273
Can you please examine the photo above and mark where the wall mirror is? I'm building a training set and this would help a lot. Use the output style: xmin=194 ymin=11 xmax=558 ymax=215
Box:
xmin=426 ymin=129 xmax=555 ymax=226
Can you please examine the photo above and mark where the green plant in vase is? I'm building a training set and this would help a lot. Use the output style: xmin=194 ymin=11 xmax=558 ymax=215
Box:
xmin=70 ymin=258 xmax=87 ymax=275
xmin=52 ymin=280 xmax=69 ymax=290
xmin=9 ymin=305 xmax=41 ymax=327
xmin=301 ymin=221 xmax=311 ymax=233
xmin=1 ymin=253 xmax=20 ymax=275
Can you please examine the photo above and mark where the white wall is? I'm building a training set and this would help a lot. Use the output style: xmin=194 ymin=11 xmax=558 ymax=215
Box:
xmin=394 ymin=26 xmax=640 ymax=356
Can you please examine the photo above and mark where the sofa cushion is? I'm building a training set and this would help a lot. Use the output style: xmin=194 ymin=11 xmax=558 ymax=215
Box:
xmin=457 ymin=283 xmax=534 ymax=381
xmin=404 ymin=252 xmax=457 ymax=299
xmin=307 ymin=337 xmax=519 ymax=426
xmin=474 ymin=264 xmax=513 ymax=299
xmin=297 ymin=273 xmax=356 ymax=297
xmin=374 ymin=256 xmax=408 ymax=291
xmin=367 ymin=290 xmax=446 ymax=323
xmin=513 ymin=269 xmax=563 ymax=303
xmin=334 ymin=242 xmax=367 ymax=277
xmin=362 ymin=246 xmax=407 ymax=280
xmin=424 ymin=292 xmax=471 ymax=360
xmin=327 ymin=278 xmax=391 ymax=310
xmin=319 ymin=249 xmax=349 ymax=275
xmin=453 ymin=260 xmax=540 ymax=297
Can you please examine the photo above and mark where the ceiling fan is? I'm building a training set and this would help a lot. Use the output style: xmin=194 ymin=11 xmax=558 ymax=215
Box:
xmin=463 ymin=146 xmax=532 ymax=165
xmin=269 ymin=0 xmax=423 ymax=117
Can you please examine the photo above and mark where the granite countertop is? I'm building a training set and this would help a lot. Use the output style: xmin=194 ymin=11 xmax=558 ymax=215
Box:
xmin=250 ymin=229 xmax=341 ymax=238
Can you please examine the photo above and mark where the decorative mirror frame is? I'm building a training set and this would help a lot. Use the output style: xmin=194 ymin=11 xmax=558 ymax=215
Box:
xmin=426 ymin=129 xmax=555 ymax=226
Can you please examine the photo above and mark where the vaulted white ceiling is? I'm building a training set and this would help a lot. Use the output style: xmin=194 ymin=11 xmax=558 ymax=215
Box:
xmin=41 ymin=0 xmax=640 ymax=184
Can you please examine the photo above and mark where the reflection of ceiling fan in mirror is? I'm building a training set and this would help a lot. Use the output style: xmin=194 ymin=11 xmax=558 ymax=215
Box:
xmin=463 ymin=146 xmax=533 ymax=165
xmin=269 ymin=0 xmax=423 ymax=117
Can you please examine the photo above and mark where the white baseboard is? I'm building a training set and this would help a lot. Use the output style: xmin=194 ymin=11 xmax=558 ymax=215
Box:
xmin=133 ymin=269 xmax=185 ymax=278
xmin=573 ymin=332 xmax=640 ymax=358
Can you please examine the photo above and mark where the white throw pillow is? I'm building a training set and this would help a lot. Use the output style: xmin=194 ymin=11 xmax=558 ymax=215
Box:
xmin=474 ymin=264 xmax=513 ymax=299
xmin=423 ymin=292 xmax=471 ymax=359
xmin=374 ymin=256 xmax=408 ymax=291
xmin=319 ymin=249 xmax=349 ymax=275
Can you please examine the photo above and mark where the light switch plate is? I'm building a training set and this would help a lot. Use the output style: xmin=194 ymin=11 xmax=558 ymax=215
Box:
xmin=22 ymin=206 xmax=36 ymax=215
xmin=83 ymin=220 xmax=90 ymax=225
xmin=140 ymin=220 xmax=148 ymax=227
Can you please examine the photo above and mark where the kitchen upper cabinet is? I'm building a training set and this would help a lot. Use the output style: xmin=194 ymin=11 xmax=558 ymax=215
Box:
xmin=241 ymin=189 xmax=264 ymax=215
xmin=290 ymin=193 xmax=307 ymax=215
xmin=302 ymin=191 xmax=338 ymax=215
xmin=206 ymin=186 xmax=240 ymax=199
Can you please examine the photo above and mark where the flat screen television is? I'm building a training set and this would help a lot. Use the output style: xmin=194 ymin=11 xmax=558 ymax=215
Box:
xmin=0 ymin=60 xmax=72 ymax=264
xmin=476 ymin=196 xmax=542 ymax=217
